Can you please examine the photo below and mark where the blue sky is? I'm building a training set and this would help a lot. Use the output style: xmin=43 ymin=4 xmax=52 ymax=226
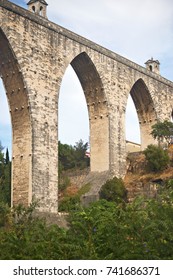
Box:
xmin=1 ymin=0 xmax=173 ymax=154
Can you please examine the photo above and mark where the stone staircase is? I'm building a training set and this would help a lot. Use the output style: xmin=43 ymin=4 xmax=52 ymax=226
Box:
xmin=80 ymin=171 xmax=111 ymax=206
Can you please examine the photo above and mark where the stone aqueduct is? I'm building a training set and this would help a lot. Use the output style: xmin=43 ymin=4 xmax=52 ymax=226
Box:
xmin=0 ymin=0 xmax=173 ymax=212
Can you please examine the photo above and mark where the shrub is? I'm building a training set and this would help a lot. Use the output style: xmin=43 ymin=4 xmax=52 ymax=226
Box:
xmin=99 ymin=177 xmax=128 ymax=203
xmin=58 ymin=183 xmax=91 ymax=212
xmin=143 ymin=144 xmax=170 ymax=172
xmin=1 ymin=189 xmax=173 ymax=259
xmin=0 ymin=202 xmax=11 ymax=227
xmin=58 ymin=195 xmax=81 ymax=212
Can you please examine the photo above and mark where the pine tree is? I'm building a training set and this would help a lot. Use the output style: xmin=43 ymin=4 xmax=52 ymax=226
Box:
xmin=0 ymin=142 xmax=11 ymax=205
xmin=5 ymin=148 xmax=9 ymax=165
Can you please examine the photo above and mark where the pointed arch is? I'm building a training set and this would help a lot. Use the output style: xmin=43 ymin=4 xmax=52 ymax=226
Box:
xmin=130 ymin=78 xmax=157 ymax=150
xmin=0 ymin=28 xmax=32 ymax=207
xmin=71 ymin=52 xmax=106 ymax=105
xmin=59 ymin=52 xmax=109 ymax=172
xmin=58 ymin=64 xmax=89 ymax=144
xmin=126 ymin=95 xmax=141 ymax=147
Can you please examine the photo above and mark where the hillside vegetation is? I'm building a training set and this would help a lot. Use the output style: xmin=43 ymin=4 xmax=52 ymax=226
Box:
xmin=0 ymin=184 xmax=173 ymax=259
xmin=0 ymin=120 xmax=173 ymax=259
xmin=125 ymin=145 xmax=173 ymax=201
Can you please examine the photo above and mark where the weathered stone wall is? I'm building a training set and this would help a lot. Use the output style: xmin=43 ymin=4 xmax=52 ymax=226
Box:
xmin=126 ymin=141 xmax=141 ymax=153
xmin=0 ymin=0 xmax=173 ymax=212
xmin=0 ymin=12 xmax=32 ymax=207
xmin=65 ymin=168 xmax=90 ymax=188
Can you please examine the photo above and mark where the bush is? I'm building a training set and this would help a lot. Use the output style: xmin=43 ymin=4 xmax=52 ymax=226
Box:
xmin=143 ymin=144 xmax=170 ymax=172
xmin=0 ymin=202 xmax=11 ymax=227
xmin=58 ymin=195 xmax=81 ymax=212
xmin=68 ymin=193 xmax=173 ymax=260
xmin=1 ymin=188 xmax=173 ymax=259
xmin=58 ymin=184 xmax=91 ymax=212
xmin=99 ymin=177 xmax=128 ymax=203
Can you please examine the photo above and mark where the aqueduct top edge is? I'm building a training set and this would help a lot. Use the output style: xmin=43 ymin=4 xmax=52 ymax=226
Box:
xmin=1 ymin=0 xmax=173 ymax=89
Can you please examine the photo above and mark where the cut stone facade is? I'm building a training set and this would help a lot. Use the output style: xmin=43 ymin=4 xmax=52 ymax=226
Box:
xmin=0 ymin=0 xmax=173 ymax=212
xmin=126 ymin=141 xmax=141 ymax=153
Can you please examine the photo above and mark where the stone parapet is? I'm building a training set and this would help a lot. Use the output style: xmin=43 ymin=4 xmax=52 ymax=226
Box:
xmin=1 ymin=0 xmax=173 ymax=87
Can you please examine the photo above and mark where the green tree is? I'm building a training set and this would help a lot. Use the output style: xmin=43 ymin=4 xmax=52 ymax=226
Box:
xmin=58 ymin=139 xmax=89 ymax=171
xmin=73 ymin=139 xmax=89 ymax=169
xmin=58 ymin=141 xmax=75 ymax=171
xmin=99 ymin=177 xmax=128 ymax=203
xmin=151 ymin=120 xmax=173 ymax=146
xmin=143 ymin=144 xmax=170 ymax=172
xmin=0 ymin=142 xmax=11 ymax=205
xmin=5 ymin=148 xmax=9 ymax=165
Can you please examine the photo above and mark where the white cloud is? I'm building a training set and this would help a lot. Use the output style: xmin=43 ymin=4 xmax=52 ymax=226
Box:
xmin=48 ymin=0 xmax=173 ymax=69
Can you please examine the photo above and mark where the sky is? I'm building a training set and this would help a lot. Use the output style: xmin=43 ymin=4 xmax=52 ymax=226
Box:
xmin=1 ymin=0 xmax=173 ymax=154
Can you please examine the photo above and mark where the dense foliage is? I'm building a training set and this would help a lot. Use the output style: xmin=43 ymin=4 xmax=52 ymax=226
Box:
xmin=0 ymin=142 xmax=11 ymax=205
xmin=1 ymin=138 xmax=173 ymax=260
xmin=99 ymin=177 xmax=128 ymax=203
xmin=151 ymin=120 xmax=173 ymax=146
xmin=0 ymin=181 xmax=173 ymax=260
xmin=59 ymin=183 xmax=91 ymax=212
xmin=144 ymin=144 xmax=170 ymax=172
xmin=58 ymin=140 xmax=90 ymax=172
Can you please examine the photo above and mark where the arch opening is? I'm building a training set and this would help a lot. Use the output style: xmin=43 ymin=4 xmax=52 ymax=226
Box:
xmin=59 ymin=65 xmax=89 ymax=146
xmin=39 ymin=6 xmax=43 ymax=16
xmin=0 ymin=78 xmax=12 ymax=154
xmin=58 ymin=52 xmax=109 ymax=173
xmin=0 ymin=78 xmax=12 ymax=205
xmin=58 ymin=65 xmax=90 ymax=174
xmin=126 ymin=95 xmax=141 ymax=153
xmin=128 ymin=79 xmax=157 ymax=151
xmin=0 ymin=28 xmax=32 ymax=207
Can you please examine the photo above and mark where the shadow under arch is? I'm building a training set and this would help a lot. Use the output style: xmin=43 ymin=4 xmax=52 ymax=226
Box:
xmin=0 ymin=28 xmax=32 ymax=207
xmin=130 ymin=78 xmax=157 ymax=150
xmin=65 ymin=52 xmax=110 ymax=172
